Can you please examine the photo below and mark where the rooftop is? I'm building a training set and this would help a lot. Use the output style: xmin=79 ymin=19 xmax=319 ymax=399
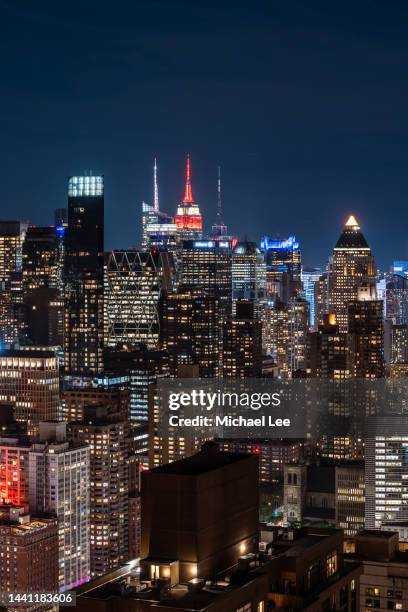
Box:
xmin=152 ymin=445 xmax=251 ymax=476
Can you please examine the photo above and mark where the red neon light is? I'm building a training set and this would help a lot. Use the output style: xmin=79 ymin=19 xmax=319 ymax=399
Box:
xmin=182 ymin=154 xmax=195 ymax=203
xmin=175 ymin=213 xmax=203 ymax=231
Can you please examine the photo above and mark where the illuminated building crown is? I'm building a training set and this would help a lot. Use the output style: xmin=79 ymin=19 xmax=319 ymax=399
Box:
xmin=175 ymin=155 xmax=203 ymax=234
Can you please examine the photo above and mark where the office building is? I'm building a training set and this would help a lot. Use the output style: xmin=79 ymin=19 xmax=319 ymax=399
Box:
xmin=223 ymin=301 xmax=262 ymax=377
xmin=142 ymin=159 xmax=179 ymax=251
xmin=386 ymin=273 xmax=408 ymax=325
xmin=232 ymin=240 xmax=266 ymax=315
xmin=174 ymin=155 xmax=203 ymax=240
xmin=0 ymin=506 xmax=58 ymax=598
xmin=302 ymin=266 xmax=322 ymax=329
xmin=261 ymin=299 xmax=290 ymax=377
xmin=288 ymin=295 xmax=310 ymax=375
xmin=0 ymin=221 xmax=29 ymax=345
xmin=347 ymin=285 xmax=384 ymax=379
xmin=178 ymin=238 xmax=233 ymax=315
xmin=0 ymin=350 xmax=59 ymax=436
xmin=22 ymin=226 xmax=60 ymax=291
xmin=160 ymin=286 xmax=220 ymax=378
xmin=29 ymin=422 xmax=90 ymax=591
xmin=64 ymin=175 xmax=104 ymax=376
xmin=327 ymin=215 xmax=376 ymax=333
xmin=260 ymin=234 xmax=302 ymax=304
xmin=105 ymin=249 xmax=174 ymax=349
xmin=391 ymin=324 xmax=408 ymax=364
xmin=69 ymin=405 xmax=130 ymax=577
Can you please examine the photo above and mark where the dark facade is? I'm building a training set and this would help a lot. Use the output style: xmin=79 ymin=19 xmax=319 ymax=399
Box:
xmin=64 ymin=175 xmax=104 ymax=376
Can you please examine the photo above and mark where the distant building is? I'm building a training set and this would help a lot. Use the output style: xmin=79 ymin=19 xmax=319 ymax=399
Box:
xmin=160 ymin=286 xmax=220 ymax=378
xmin=302 ymin=267 xmax=322 ymax=328
xmin=0 ymin=350 xmax=59 ymax=436
xmin=64 ymin=175 xmax=104 ymax=377
xmin=104 ymin=249 xmax=174 ymax=349
xmin=223 ymin=300 xmax=262 ymax=377
xmin=174 ymin=155 xmax=203 ymax=240
xmin=232 ymin=240 xmax=266 ymax=315
xmin=327 ymin=215 xmax=376 ymax=333
xmin=260 ymin=234 xmax=302 ymax=304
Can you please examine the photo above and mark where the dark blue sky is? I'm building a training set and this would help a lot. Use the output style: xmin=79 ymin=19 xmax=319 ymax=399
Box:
xmin=1 ymin=0 xmax=408 ymax=269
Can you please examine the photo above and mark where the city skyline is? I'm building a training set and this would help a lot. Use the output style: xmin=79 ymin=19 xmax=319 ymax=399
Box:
xmin=3 ymin=2 xmax=408 ymax=269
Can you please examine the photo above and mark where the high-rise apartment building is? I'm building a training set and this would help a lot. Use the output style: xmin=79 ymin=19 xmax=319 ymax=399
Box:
xmin=160 ymin=286 xmax=220 ymax=378
xmin=104 ymin=249 xmax=174 ymax=349
xmin=69 ymin=405 xmax=129 ymax=577
xmin=0 ymin=350 xmax=59 ymax=436
xmin=29 ymin=422 xmax=90 ymax=591
xmin=386 ymin=273 xmax=408 ymax=325
xmin=64 ymin=175 xmax=104 ymax=377
xmin=391 ymin=324 xmax=408 ymax=364
xmin=327 ymin=215 xmax=376 ymax=333
xmin=0 ymin=437 xmax=30 ymax=507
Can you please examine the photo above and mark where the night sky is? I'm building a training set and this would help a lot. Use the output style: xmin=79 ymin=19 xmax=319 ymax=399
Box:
xmin=2 ymin=1 xmax=408 ymax=269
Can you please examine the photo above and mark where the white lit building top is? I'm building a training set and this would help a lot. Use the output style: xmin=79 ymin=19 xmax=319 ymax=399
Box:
xmin=68 ymin=175 xmax=104 ymax=198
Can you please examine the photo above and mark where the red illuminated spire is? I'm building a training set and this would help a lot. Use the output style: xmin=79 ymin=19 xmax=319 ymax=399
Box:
xmin=182 ymin=154 xmax=195 ymax=203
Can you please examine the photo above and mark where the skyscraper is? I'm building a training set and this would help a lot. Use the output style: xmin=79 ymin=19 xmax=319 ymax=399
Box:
xmin=210 ymin=166 xmax=229 ymax=238
xmin=223 ymin=301 xmax=262 ymax=377
xmin=260 ymin=235 xmax=302 ymax=304
xmin=160 ymin=286 xmax=220 ymax=378
xmin=22 ymin=226 xmax=60 ymax=291
xmin=232 ymin=240 xmax=267 ymax=315
xmin=174 ymin=155 xmax=203 ymax=240
xmin=327 ymin=215 xmax=376 ymax=333
xmin=178 ymin=238 xmax=233 ymax=315
xmin=301 ymin=267 xmax=322 ymax=329
xmin=104 ymin=249 xmax=175 ymax=349
xmin=0 ymin=350 xmax=59 ymax=436
xmin=287 ymin=295 xmax=310 ymax=375
xmin=64 ymin=175 xmax=104 ymax=377
xmin=0 ymin=221 xmax=29 ymax=345
xmin=347 ymin=285 xmax=384 ymax=379
xmin=142 ymin=159 xmax=178 ymax=251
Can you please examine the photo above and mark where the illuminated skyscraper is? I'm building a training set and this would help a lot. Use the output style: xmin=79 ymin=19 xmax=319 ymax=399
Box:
xmin=385 ymin=273 xmax=408 ymax=325
xmin=104 ymin=249 xmax=174 ymax=349
xmin=0 ymin=350 xmax=59 ymax=436
xmin=260 ymin=235 xmax=302 ymax=304
xmin=64 ymin=175 xmax=104 ymax=377
xmin=391 ymin=324 xmax=408 ymax=364
xmin=232 ymin=241 xmax=266 ymax=315
xmin=22 ymin=226 xmax=60 ymax=291
xmin=223 ymin=301 xmax=262 ymax=377
xmin=261 ymin=300 xmax=289 ymax=377
xmin=347 ymin=284 xmax=384 ymax=379
xmin=178 ymin=239 xmax=233 ymax=315
xmin=160 ymin=286 xmax=220 ymax=378
xmin=142 ymin=159 xmax=178 ymax=251
xmin=327 ymin=215 xmax=376 ymax=333
xmin=174 ymin=155 xmax=203 ymax=239
xmin=301 ymin=267 xmax=322 ymax=329
xmin=287 ymin=296 xmax=310 ymax=375
xmin=0 ymin=221 xmax=29 ymax=345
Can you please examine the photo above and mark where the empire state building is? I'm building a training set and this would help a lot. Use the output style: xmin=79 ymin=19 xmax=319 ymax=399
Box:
xmin=327 ymin=215 xmax=376 ymax=333
xmin=175 ymin=155 xmax=203 ymax=239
